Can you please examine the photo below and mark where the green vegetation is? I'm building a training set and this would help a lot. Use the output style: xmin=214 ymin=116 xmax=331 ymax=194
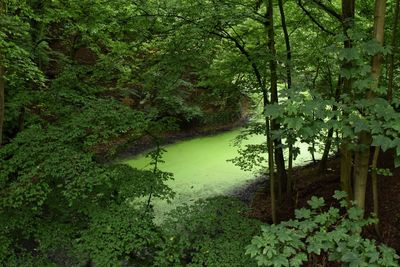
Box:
xmin=247 ymin=191 xmax=399 ymax=266
xmin=1 ymin=0 xmax=400 ymax=266
xmin=156 ymin=196 xmax=262 ymax=267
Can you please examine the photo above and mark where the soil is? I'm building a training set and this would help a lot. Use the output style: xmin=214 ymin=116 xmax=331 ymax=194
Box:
xmin=116 ymin=116 xmax=249 ymax=160
xmin=243 ymin=151 xmax=400 ymax=260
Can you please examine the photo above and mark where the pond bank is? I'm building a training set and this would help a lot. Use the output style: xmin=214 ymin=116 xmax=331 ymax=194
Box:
xmin=117 ymin=116 xmax=250 ymax=160
xmin=227 ymin=176 xmax=266 ymax=204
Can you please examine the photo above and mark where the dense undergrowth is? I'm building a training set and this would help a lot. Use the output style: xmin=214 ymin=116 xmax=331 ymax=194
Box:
xmin=2 ymin=0 xmax=400 ymax=266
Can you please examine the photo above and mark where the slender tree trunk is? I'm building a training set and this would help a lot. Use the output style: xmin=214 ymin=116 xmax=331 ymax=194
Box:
xmin=340 ymin=0 xmax=355 ymax=199
xmin=263 ymin=90 xmax=277 ymax=224
xmin=220 ymin=6 xmax=279 ymax=219
xmin=267 ymin=0 xmax=287 ymax=201
xmin=310 ymin=63 xmax=320 ymax=165
xmin=370 ymin=0 xmax=387 ymax=92
xmin=287 ymin=142 xmax=293 ymax=198
xmin=267 ymin=115 xmax=277 ymax=224
xmin=353 ymin=132 xmax=371 ymax=210
xmin=320 ymin=128 xmax=334 ymax=171
xmin=341 ymin=0 xmax=355 ymax=93
xmin=0 ymin=64 xmax=4 ymax=147
xmin=0 ymin=3 xmax=4 ymax=147
xmin=354 ymin=0 xmax=386 ymax=212
xmin=320 ymin=75 xmax=341 ymax=172
xmin=278 ymin=0 xmax=292 ymax=90
xmin=387 ymin=0 xmax=399 ymax=101
xmin=371 ymin=146 xmax=381 ymax=236
xmin=340 ymin=142 xmax=353 ymax=200
xmin=370 ymin=0 xmax=387 ymax=214
xmin=278 ymin=0 xmax=293 ymax=201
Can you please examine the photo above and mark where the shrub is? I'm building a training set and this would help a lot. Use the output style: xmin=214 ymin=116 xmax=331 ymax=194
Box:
xmin=246 ymin=191 xmax=400 ymax=267
xmin=155 ymin=196 xmax=262 ymax=267
xmin=75 ymin=204 xmax=162 ymax=266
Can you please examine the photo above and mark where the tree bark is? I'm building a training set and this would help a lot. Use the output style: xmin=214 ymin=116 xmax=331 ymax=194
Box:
xmin=340 ymin=142 xmax=353 ymax=200
xmin=267 ymin=114 xmax=277 ymax=224
xmin=267 ymin=0 xmax=287 ymax=201
xmin=353 ymin=132 xmax=371 ymax=210
xmin=387 ymin=0 xmax=399 ymax=101
xmin=340 ymin=0 xmax=355 ymax=199
xmin=354 ymin=0 xmax=387 ymax=212
xmin=278 ymin=0 xmax=293 ymax=201
xmin=0 ymin=3 xmax=4 ymax=147
xmin=278 ymin=0 xmax=292 ymax=90
xmin=371 ymin=146 xmax=381 ymax=236
xmin=320 ymin=75 xmax=341 ymax=172
xmin=0 ymin=64 xmax=4 ymax=147
xmin=370 ymin=0 xmax=387 ymax=95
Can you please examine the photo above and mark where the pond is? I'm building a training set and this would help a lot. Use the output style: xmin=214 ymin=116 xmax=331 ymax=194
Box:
xmin=124 ymin=126 xmax=322 ymax=222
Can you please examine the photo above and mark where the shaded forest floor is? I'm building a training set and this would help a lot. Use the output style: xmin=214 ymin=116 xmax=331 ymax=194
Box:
xmin=248 ymin=155 xmax=400 ymax=253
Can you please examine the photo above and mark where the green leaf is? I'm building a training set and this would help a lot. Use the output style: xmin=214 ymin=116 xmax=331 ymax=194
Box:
xmin=272 ymin=255 xmax=289 ymax=267
xmin=307 ymin=196 xmax=325 ymax=210
xmin=290 ymin=253 xmax=307 ymax=267
xmin=333 ymin=191 xmax=348 ymax=200
xmin=348 ymin=206 xmax=363 ymax=220
xmin=341 ymin=251 xmax=359 ymax=263
xmin=295 ymin=208 xmax=311 ymax=219
xmin=372 ymin=136 xmax=393 ymax=152
xmin=395 ymin=157 xmax=400 ymax=168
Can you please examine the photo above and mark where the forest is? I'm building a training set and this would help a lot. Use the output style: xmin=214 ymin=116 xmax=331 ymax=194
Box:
xmin=1 ymin=0 xmax=400 ymax=266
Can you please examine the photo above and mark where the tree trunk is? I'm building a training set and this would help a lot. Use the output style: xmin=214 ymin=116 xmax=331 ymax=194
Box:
xmin=320 ymin=128 xmax=334 ymax=171
xmin=0 ymin=64 xmax=4 ymax=147
xmin=278 ymin=0 xmax=292 ymax=90
xmin=371 ymin=146 xmax=381 ymax=236
xmin=267 ymin=116 xmax=277 ymax=224
xmin=0 ymin=3 xmax=4 ymax=147
xmin=320 ymin=74 xmax=341 ymax=172
xmin=264 ymin=89 xmax=277 ymax=223
xmin=387 ymin=0 xmax=399 ymax=101
xmin=370 ymin=0 xmax=387 ymax=95
xmin=267 ymin=0 xmax=287 ymax=201
xmin=354 ymin=0 xmax=386 ymax=212
xmin=353 ymin=132 xmax=371 ymax=211
xmin=340 ymin=142 xmax=353 ymax=200
xmin=287 ymin=143 xmax=293 ymax=198
xmin=340 ymin=0 xmax=355 ymax=198
xmin=278 ymin=0 xmax=294 ymax=202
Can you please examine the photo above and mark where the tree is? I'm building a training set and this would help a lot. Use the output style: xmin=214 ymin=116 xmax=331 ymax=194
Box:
xmin=0 ymin=54 xmax=4 ymax=147
xmin=387 ymin=0 xmax=400 ymax=101
xmin=353 ymin=0 xmax=387 ymax=210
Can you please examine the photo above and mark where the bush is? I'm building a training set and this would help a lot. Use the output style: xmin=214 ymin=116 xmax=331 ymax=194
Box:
xmin=246 ymin=191 xmax=400 ymax=267
xmin=75 ymin=204 xmax=162 ymax=266
xmin=155 ymin=196 xmax=262 ymax=267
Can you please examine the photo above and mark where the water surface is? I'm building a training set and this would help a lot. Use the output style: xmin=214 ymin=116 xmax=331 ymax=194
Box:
xmin=124 ymin=127 xmax=320 ymax=221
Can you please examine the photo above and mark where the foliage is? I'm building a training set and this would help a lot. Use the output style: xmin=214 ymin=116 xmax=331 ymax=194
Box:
xmin=246 ymin=191 xmax=400 ymax=267
xmin=75 ymin=204 xmax=161 ymax=267
xmin=229 ymin=121 xmax=268 ymax=174
xmin=155 ymin=196 xmax=262 ymax=267
xmin=0 ymin=72 xmax=178 ymax=264
xmin=2 ymin=0 xmax=400 ymax=265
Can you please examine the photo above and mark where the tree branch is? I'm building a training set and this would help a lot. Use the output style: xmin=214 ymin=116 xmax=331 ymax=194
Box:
xmin=297 ymin=0 xmax=335 ymax=35
xmin=311 ymin=0 xmax=342 ymax=21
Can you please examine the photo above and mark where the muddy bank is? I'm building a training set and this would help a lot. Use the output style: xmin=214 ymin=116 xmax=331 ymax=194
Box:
xmin=227 ymin=176 xmax=267 ymax=204
xmin=117 ymin=116 xmax=250 ymax=160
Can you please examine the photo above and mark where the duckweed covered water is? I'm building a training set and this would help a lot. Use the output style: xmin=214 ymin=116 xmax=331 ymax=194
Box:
xmin=124 ymin=126 xmax=322 ymax=221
